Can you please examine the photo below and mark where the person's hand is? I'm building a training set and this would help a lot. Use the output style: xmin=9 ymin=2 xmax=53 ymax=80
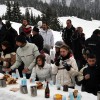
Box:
xmin=63 ymin=62 xmax=71 ymax=71
xmin=3 ymin=68 xmax=12 ymax=72
xmin=22 ymin=67 xmax=29 ymax=73
xmin=30 ymin=78 xmax=32 ymax=83
xmin=84 ymin=74 xmax=90 ymax=80
xmin=55 ymin=56 xmax=61 ymax=66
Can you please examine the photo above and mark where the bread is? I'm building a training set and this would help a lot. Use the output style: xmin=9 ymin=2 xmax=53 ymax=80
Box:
xmin=36 ymin=81 xmax=43 ymax=89
xmin=7 ymin=77 xmax=17 ymax=84
xmin=3 ymin=74 xmax=10 ymax=81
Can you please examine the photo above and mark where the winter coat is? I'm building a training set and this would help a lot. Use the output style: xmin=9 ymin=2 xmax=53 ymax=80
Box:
xmin=71 ymin=32 xmax=85 ymax=60
xmin=30 ymin=63 xmax=52 ymax=81
xmin=85 ymin=35 xmax=100 ymax=65
xmin=19 ymin=25 xmax=31 ymax=35
xmin=0 ymin=52 xmax=11 ymax=68
xmin=53 ymin=56 xmax=78 ymax=86
xmin=62 ymin=26 xmax=75 ymax=49
xmin=31 ymin=33 xmax=44 ymax=52
xmin=78 ymin=64 xmax=100 ymax=95
xmin=39 ymin=29 xmax=54 ymax=48
xmin=4 ymin=27 xmax=18 ymax=52
xmin=0 ymin=22 xmax=6 ymax=44
xmin=11 ymin=43 xmax=40 ymax=73
xmin=0 ymin=46 xmax=14 ymax=68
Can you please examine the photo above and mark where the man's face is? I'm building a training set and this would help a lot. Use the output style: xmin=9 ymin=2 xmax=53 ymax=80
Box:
xmin=22 ymin=20 xmax=28 ymax=26
xmin=87 ymin=58 xmax=96 ymax=66
xmin=66 ymin=20 xmax=71 ymax=28
xmin=42 ymin=23 xmax=48 ymax=30
xmin=16 ymin=41 xmax=24 ymax=48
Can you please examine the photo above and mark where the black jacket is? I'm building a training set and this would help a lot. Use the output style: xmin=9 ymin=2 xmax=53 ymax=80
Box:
xmin=31 ymin=34 xmax=44 ymax=52
xmin=85 ymin=35 xmax=100 ymax=65
xmin=62 ymin=26 xmax=75 ymax=49
xmin=0 ymin=22 xmax=6 ymax=43
xmin=81 ymin=64 xmax=100 ymax=95
xmin=72 ymin=32 xmax=85 ymax=60
xmin=4 ymin=27 xmax=18 ymax=52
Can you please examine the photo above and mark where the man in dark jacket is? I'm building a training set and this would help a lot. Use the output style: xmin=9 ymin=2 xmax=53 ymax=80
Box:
xmin=71 ymin=27 xmax=85 ymax=70
xmin=85 ymin=29 xmax=100 ymax=66
xmin=62 ymin=19 xmax=75 ymax=49
xmin=0 ymin=18 xmax=6 ymax=45
xmin=79 ymin=54 xmax=100 ymax=95
xmin=4 ymin=21 xmax=18 ymax=52
xmin=32 ymin=27 xmax=43 ymax=52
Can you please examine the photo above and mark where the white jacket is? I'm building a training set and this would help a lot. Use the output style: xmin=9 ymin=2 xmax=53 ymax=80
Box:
xmin=39 ymin=29 xmax=54 ymax=48
xmin=53 ymin=56 xmax=78 ymax=86
xmin=30 ymin=63 xmax=52 ymax=81
xmin=11 ymin=43 xmax=40 ymax=73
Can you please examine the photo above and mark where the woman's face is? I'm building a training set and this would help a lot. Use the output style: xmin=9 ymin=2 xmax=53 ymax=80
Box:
xmin=60 ymin=48 xmax=69 ymax=57
xmin=2 ymin=45 xmax=6 ymax=50
xmin=37 ymin=58 xmax=43 ymax=66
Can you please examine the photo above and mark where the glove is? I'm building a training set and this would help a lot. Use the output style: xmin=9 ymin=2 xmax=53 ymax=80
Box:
xmin=63 ymin=62 xmax=71 ymax=71
xmin=55 ymin=56 xmax=61 ymax=66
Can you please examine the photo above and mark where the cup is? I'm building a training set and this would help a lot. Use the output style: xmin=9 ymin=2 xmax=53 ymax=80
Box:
xmin=30 ymin=85 xmax=37 ymax=97
xmin=0 ymin=79 xmax=6 ymax=87
xmin=20 ymin=85 xmax=28 ymax=94
xmin=97 ymin=91 xmax=100 ymax=100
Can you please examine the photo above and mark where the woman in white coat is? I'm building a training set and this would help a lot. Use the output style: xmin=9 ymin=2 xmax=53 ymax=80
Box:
xmin=54 ymin=45 xmax=78 ymax=88
xmin=30 ymin=55 xmax=52 ymax=82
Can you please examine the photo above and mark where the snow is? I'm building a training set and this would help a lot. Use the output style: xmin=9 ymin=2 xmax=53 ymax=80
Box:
xmin=0 ymin=5 xmax=42 ymax=17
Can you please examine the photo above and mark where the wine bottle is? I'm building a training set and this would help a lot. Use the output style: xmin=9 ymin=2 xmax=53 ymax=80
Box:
xmin=45 ymin=81 xmax=50 ymax=98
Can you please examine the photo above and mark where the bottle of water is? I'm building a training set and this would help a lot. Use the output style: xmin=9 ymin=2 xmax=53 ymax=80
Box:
xmin=62 ymin=95 xmax=66 ymax=100
xmin=22 ymin=73 xmax=27 ymax=86
xmin=77 ymin=93 xmax=81 ymax=100
xmin=69 ymin=92 xmax=74 ymax=100
xmin=16 ymin=69 xmax=20 ymax=79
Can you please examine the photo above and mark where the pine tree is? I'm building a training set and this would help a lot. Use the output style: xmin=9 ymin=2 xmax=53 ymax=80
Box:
xmin=11 ymin=2 xmax=22 ymax=22
xmin=5 ymin=1 xmax=12 ymax=20
xmin=25 ymin=8 xmax=31 ymax=24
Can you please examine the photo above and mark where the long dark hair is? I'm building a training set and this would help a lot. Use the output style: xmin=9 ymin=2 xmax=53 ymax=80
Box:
xmin=1 ymin=41 xmax=12 ymax=56
xmin=35 ymin=55 xmax=45 ymax=68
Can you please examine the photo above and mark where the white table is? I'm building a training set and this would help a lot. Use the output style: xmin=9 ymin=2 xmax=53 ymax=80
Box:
xmin=0 ymin=79 xmax=97 ymax=100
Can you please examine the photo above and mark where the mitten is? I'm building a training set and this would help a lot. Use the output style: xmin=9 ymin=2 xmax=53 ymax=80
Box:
xmin=63 ymin=62 xmax=71 ymax=71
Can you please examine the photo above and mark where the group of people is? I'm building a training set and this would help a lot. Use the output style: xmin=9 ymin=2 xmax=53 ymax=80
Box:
xmin=0 ymin=17 xmax=100 ymax=96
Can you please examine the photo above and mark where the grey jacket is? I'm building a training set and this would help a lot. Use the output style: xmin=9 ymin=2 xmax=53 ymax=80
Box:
xmin=30 ymin=63 xmax=52 ymax=81
xmin=11 ymin=43 xmax=40 ymax=73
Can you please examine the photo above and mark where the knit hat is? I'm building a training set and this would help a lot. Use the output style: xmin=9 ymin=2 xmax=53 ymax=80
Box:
xmin=16 ymin=35 xmax=27 ymax=43
xmin=55 ymin=41 xmax=64 ymax=48
xmin=33 ymin=26 xmax=39 ymax=33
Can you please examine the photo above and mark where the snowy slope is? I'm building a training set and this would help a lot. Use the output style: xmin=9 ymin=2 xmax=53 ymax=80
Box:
xmin=58 ymin=16 xmax=100 ymax=39
xmin=0 ymin=5 xmax=42 ymax=17
xmin=41 ymin=0 xmax=71 ymax=6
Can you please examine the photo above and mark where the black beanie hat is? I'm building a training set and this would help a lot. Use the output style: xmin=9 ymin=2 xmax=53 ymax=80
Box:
xmin=33 ymin=26 xmax=39 ymax=33
xmin=16 ymin=35 xmax=26 ymax=43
